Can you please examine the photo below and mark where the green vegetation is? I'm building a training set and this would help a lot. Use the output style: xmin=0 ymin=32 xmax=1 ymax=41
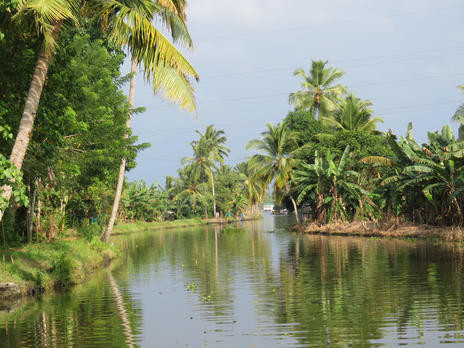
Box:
xmin=243 ymin=60 xmax=464 ymax=230
xmin=0 ymin=236 xmax=115 ymax=295
xmin=1 ymin=2 xmax=464 ymax=299
xmin=0 ymin=3 xmax=199 ymax=247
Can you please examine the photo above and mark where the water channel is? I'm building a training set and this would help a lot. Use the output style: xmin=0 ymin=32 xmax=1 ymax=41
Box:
xmin=1 ymin=215 xmax=464 ymax=347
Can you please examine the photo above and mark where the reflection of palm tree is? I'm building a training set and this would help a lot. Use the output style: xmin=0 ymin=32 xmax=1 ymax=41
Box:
xmin=108 ymin=272 xmax=135 ymax=348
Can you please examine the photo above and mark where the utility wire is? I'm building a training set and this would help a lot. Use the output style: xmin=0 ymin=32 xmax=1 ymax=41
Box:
xmin=134 ymin=101 xmax=461 ymax=137
xmin=195 ymin=3 xmax=464 ymax=42
xmin=143 ymin=72 xmax=464 ymax=110
xmin=200 ymin=46 xmax=464 ymax=80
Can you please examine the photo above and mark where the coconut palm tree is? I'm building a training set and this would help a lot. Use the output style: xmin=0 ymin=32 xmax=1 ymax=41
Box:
xmin=246 ymin=122 xmax=301 ymax=223
xmin=0 ymin=0 xmax=198 ymax=224
xmin=174 ymin=166 xmax=210 ymax=217
xmin=289 ymin=60 xmax=347 ymax=119
xmin=320 ymin=94 xmax=384 ymax=132
xmin=237 ymin=162 xmax=265 ymax=215
xmin=102 ymin=0 xmax=198 ymax=242
xmin=182 ymin=125 xmax=230 ymax=217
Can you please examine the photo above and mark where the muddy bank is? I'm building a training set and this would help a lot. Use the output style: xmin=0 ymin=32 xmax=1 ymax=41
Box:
xmin=290 ymin=221 xmax=464 ymax=242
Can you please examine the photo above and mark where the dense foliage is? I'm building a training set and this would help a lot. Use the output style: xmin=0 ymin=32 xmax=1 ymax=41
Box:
xmin=0 ymin=25 xmax=140 ymax=242
xmin=2 ymin=39 xmax=464 ymax=248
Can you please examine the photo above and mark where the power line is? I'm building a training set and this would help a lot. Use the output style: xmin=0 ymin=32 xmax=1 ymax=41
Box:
xmin=195 ymin=4 xmax=464 ymax=42
xmin=200 ymin=45 xmax=464 ymax=80
xmin=143 ymin=72 xmax=464 ymax=110
xmin=134 ymin=100 xmax=461 ymax=137
xmin=140 ymin=156 xmax=249 ymax=163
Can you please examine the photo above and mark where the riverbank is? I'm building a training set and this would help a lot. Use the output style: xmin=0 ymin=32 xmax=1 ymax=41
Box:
xmin=112 ymin=215 xmax=260 ymax=236
xmin=291 ymin=220 xmax=464 ymax=243
xmin=0 ymin=215 xmax=260 ymax=303
xmin=0 ymin=238 xmax=115 ymax=302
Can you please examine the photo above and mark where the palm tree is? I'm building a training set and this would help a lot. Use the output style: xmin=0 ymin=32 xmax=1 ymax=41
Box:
xmin=174 ymin=166 xmax=210 ymax=217
xmin=102 ymin=0 xmax=198 ymax=242
xmin=182 ymin=125 xmax=230 ymax=217
xmin=289 ymin=60 xmax=347 ymax=119
xmin=237 ymin=162 xmax=265 ymax=215
xmin=0 ymin=0 xmax=198 ymax=224
xmin=320 ymin=94 xmax=384 ymax=132
xmin=246 ymin=122 xmax=301 ymax=223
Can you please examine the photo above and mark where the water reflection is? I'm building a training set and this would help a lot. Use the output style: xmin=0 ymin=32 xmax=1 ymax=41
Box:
xmin=1 ymin=216 xmax=464 ymax=347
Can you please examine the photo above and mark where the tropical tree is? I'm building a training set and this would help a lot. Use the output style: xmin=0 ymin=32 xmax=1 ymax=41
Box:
xmin=320 ymin=94 xmax=384 ymax=132
xmin=0 ymin=0 xmax=198 ymax=226
xmin=289 ymin=60 xmax=347 ymax=119
xmin=246 ymin=122 xmax=301 ymax=222
xmin=236 ymin=162 xmax=265 ymax=215
xmin=293 ymin=146 xmax=376 ymax=224
xmin=119 ymin=181 xmax=173 ymax=222
xmin=182 ymin=125 xmax=230 ymax=217
xmin=102 ymin=1 xmax=198 ymax=242
xmin=363 ymin=123 xmax=464 ymax=225
xmin=173 ymin=166 xmax=211 ymax=217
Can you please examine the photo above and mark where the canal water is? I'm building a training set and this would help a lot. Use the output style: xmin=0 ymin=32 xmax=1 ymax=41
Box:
xmin=1 ymin=216 xmax=464 ymax=347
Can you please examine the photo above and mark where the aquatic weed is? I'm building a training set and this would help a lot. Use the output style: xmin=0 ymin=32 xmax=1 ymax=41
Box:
xmin=185 ymin=282 xmax=197 ymax=291
xmin=202 ymin=295 xmax=212 ymax=302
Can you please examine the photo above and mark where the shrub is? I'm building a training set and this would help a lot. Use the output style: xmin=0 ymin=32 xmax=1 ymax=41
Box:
xmin=51 ymin=253 xmax=74 ymax=288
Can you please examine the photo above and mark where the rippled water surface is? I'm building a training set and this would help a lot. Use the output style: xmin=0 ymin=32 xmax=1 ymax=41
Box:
xmin=1 ymin=216 xmax=464 ymax=347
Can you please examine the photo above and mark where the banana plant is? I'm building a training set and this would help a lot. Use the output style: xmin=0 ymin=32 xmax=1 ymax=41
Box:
xmin=293 ymin=145 xmax=376 ymax=224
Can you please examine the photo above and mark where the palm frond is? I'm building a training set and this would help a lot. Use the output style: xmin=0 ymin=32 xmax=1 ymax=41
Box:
xmin=152 ymin=61 xmax=196 ymax=115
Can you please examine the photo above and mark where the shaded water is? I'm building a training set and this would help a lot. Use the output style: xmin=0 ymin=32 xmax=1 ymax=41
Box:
xmin=1 ymin=216 xmax=464 ymax=347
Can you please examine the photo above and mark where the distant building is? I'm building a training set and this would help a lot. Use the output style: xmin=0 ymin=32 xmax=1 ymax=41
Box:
xmin=263 ymin=204 xmax=274 ymax=212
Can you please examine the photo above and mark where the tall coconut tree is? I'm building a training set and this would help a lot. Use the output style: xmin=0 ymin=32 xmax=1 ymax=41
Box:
xmin=320 ymin=94 xmax=384 ymax=132
xmin=246 ymin=122 xmax=301 ymax=223
xmin=237 ymin=162 xmax=265 ymax=215
xmin=182 ymin=125 xmax=230 ymax=217
xmin=0 ymin=0 xmax=198 ymax=224
xmin=289 ymin=60 xmax=347 ymax=119
xmin=102 ymin=0 xmax=198 ymax=242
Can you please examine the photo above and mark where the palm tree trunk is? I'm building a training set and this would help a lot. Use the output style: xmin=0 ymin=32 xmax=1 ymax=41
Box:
xmin=290 ymin=195 xmax=300 ymax=224
xmin=101 ymin=57 xmax=137 ymax=243
xmin=211 ymin=170 xmax=217 ymax=217
xmin=0 ymin=21 xmax=62 ymax=223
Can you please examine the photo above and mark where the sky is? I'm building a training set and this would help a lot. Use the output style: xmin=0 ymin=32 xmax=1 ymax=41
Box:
xmin=125 ymin=0 xmax=464 ymax=186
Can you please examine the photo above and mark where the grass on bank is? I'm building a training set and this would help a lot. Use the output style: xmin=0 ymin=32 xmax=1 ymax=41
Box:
xmin=0 ymin=232 xmax=115 ymax=297
xmin=112 ymin=215 xmax=261 ymax=235
xmin=112 ymin=217 xmax=205 ymax=235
